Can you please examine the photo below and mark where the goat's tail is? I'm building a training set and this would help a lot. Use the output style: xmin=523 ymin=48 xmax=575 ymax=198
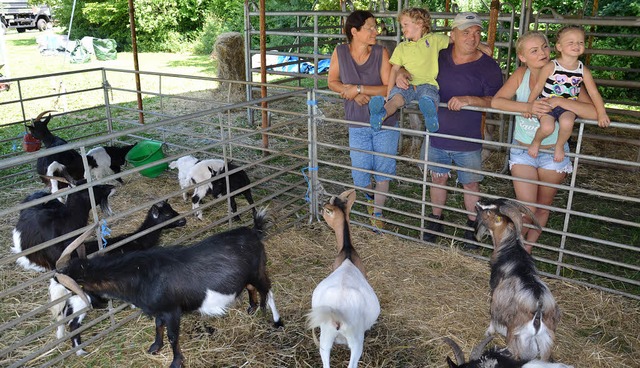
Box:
xmin=49 ymin=278 xmax=90 ymax=356
xmin=252 ymin=207 xmax=268 ymax=239
xmin=306 ymin=306 xmax=348 ymax=333
xmin=49 ymin=278 xmax=70 ymax=334
xmin=512 ymin=302 xmax=554 ymax=361
xmin=533 ymin=301 xmax=543 ymax=332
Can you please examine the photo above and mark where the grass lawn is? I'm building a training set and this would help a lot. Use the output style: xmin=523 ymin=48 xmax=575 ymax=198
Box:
xmin=1 ymin=27 xmax=216 ymax=80
xmin=0 ymin=27 xmax=223 ymax=127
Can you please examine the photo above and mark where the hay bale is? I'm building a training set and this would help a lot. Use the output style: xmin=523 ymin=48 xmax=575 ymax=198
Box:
xmin=212 ymin=32 xmax=246 ymax=99
xmin=399 ymin=113 xmax=423 ymax=159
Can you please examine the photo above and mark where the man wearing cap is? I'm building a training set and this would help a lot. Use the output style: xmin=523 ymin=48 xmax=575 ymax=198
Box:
xmin=398 ymin=12 xmax=503 ymax=248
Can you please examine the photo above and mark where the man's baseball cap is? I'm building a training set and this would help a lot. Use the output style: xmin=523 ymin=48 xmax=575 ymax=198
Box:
xmin=451 ymin=12 xmax=483 ymax=30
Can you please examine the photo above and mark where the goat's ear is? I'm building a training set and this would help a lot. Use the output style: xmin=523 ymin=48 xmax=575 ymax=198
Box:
xmin=337 ymin=189 xmax=356 ymax=214
xmin=151 ymin=204 xmax=160 ymax=218
xmin=323 ymin=206 xmax=334 ymax=217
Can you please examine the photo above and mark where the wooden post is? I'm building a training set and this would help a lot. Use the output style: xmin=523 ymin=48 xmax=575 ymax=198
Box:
xmin=487 ymin=0 xmax=500 ymax=51
xmin=128 ymin=0 xmax=144 ymax=124
xmin=586 ymin=0 xmax=599 ymax=65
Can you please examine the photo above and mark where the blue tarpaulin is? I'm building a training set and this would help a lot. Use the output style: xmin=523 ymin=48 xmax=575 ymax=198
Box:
xmin=270 ymin=55 xmax=330 ymax=74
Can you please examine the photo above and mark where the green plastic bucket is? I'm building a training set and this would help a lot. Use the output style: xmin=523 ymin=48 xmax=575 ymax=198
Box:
xmin=126 ymin=140 xmax=168 ymax=178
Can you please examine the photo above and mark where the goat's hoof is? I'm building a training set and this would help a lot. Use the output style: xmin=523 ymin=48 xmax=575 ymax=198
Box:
xmin=169 ymin=355 xmax=184 ymax=368
xmin=273 ymin=319 xmax=284 ymax=329
xmin=247 ymin=305 xmax=257 ymax=315
xmin=148 ymin=343 xmax=163 ymax=354
xmin=75 ymin=349 xmax=88 ymax=356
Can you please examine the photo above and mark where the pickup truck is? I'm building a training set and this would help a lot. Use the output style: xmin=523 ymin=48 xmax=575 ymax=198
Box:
xmin=0 ymin=1 xmax=52 ymax=32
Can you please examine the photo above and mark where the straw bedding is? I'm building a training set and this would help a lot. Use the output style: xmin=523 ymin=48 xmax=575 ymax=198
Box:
xmin=1 ymin=96 xmax=638 ymax=367
xmin=0 ymin=171 xmax=638 ymax=367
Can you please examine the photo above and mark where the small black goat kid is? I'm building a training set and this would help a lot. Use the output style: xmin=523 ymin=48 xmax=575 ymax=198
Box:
xmin=55 ymin=208 xmax=282 ymax=368
xmin=85 ymin=200 xmax=186 ymax=255
xmin=475 ymin=198 xmax=561 ymax=361
xmin=443 ymin=336 xmax=573 ymax=368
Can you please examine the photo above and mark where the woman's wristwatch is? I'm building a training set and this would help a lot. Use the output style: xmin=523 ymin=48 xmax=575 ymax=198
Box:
xmin=356 ymin=84 xmax=362 ymax=94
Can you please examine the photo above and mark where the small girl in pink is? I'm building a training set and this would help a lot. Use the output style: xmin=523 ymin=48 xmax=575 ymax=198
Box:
xmin=527 ymin=25 xmax=610 ymax=162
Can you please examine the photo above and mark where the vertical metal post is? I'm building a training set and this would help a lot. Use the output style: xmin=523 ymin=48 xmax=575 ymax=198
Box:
xmin=313 ymin=14 xmax=319 ymax=90
xmin=308 ymin=90 xmax=319 ymax=221
xmin=557 ymin=122 xmax=585 ymax=275
xmin=420 ymin=132 xmax=430 ymax=239
xmin=585 ymin=0 xmax=599 ymax=65
xmin=101 ymin=69 xmax=114 ymax=135
xmin=519 ymin=0 xmax=533 ymax=34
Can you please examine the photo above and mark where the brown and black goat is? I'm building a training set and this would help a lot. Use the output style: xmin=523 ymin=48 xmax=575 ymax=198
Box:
xmin=475 ymin=198 xmax=561 ymax=361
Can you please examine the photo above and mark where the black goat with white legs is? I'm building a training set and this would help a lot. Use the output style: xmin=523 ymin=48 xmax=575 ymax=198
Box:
xmin=50 ymin=200 xmax=187 ymax=355
xmin=443 ymin=336 xmax=573 ymax=368
xmin=87 ymin=144 xmax=135 ymax=183
xmin=26 ymin=111 xmax=85 ymax=189
xmin=55 ymin=208 xmax=283 ymax=368
xmin=11 ymin=184 xmax=115 ymax=272
xmin=475 ymin=198 xmax=561 ymax=361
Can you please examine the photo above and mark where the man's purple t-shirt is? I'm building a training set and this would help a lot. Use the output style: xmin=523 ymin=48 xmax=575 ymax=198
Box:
xmin=432 ymin=45 xmax=503 ymax=151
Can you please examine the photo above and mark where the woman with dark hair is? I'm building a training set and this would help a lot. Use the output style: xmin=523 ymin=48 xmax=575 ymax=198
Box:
xmin=327 ymin=10 xmax=398 ymax=232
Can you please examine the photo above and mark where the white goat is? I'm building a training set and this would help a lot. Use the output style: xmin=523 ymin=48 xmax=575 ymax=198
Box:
xmin=475 ymin=198 xmax=561 ymax=361
xmin=307 ymin=189 xmax=380 ymax=368
xmin=168 ymin=155 xmax=200 ymax=201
